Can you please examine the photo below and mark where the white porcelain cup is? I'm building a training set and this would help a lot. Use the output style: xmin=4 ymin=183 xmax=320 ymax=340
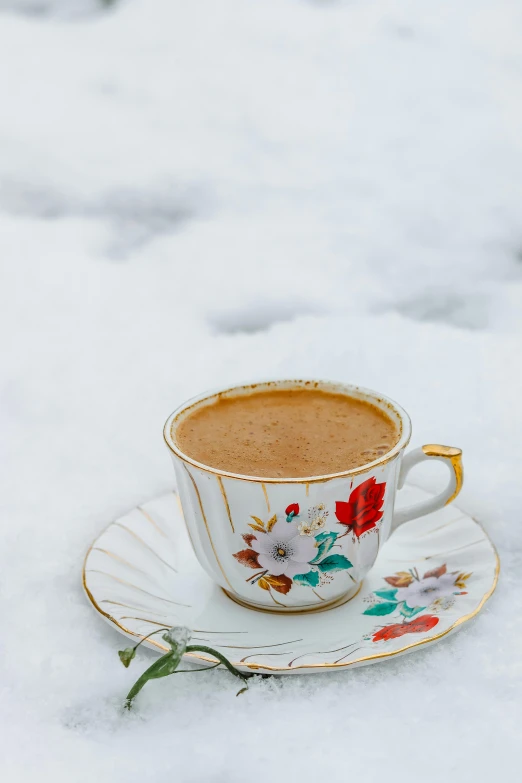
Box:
xmin=163 ymin=380 xmax=463 ymax=613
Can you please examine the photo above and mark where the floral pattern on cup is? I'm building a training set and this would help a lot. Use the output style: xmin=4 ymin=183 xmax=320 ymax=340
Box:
xmin=335 ymin=476 xmax=386 ymax=538
xmin=363 ymin=563 xmax=471 ymax=634
xmin=232 ymin=503 xmax=353 ymax=600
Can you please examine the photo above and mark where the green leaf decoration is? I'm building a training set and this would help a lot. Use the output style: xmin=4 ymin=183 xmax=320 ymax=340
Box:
xmin=315 ymin=531 xmax=338 ymax=543
xmin=398 ymin=601 xmax=425 ymax=618
xmin=311 ymin=541 xmax=331 ymax=563
xmin=310 ymin=532 xmax=338 ymax=563
xmin=316 ymin=554 xmax=352 ymax=572
xmin=118 ymin=647 xmax=136 ymax=668
xmin=293 ymin=570 xmax=320 ymax=587
xmin=374 ymin=588 xmax=398 ymax=601
xmin=363 ymin=601 xmax=398 ymax=616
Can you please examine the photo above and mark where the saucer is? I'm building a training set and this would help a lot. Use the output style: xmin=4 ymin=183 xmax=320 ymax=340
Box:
xmin=83 ymin=485 xmax=499 ymax=674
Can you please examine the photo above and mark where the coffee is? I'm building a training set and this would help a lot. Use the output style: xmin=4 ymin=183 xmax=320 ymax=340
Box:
xmin=174 ymin=387 xmax=399 ymax=478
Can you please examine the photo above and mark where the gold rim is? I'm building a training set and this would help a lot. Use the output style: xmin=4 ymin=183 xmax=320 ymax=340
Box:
xmin=82 ymin=502 xmax=500 ymax=673
xmin=163 ymin=379 xmax=411 ymax=484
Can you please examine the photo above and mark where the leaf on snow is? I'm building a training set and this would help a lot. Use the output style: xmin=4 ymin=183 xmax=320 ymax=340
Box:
xmin=118 ymin=647 xmax=136 ymax=668
xmin=125 ymin=649 xmax=184 ymax=706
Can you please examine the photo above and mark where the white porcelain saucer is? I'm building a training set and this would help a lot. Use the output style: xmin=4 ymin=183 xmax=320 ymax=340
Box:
xmin=83 ymin=485 xmax=499 ymax=674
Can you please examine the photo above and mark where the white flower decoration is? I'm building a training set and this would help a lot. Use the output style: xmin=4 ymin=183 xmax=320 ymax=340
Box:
xmin=396 ymin=573 xmax=459 ymax=608
xmin=298 ymin=505 xmax=328 ymax=536
xmin=251 ymin=518 xmax=317 ymax=578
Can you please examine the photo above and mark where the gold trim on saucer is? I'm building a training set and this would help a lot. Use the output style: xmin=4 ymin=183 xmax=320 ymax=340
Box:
xmin=83 ymin=500 xmax=500 ymax=673
xmin=85 ymin=568 xmax=190 ymax=607
xmin=112 ymin=522 xmax=178 ymax=573
xmin=91 ymin=546 xmax=149 ymax=576
xmin=137 ymin=505 xmax=167 ymax=538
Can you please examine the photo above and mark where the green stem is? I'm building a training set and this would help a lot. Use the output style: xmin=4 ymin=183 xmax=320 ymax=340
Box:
xmin=170 ymin=662 xmax=221 ymax=674
xmin=124 ymin=639 xmax=254 ymax=708
xmin=125 ymin=651 xmax=174 ymax=705
xmin=133 ymin=628 xmax=170 ymax=651
xmin=186 ymin=645 xmax=252 ymax=683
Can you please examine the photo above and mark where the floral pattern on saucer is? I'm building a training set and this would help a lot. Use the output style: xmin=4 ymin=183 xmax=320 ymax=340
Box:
xmin=362 ymin=564 xmax=472 ymax=643
xmin=363 ymin=563 xmax=471 ymax=619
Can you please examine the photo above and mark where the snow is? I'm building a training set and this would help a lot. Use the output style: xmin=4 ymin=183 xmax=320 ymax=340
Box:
xmin=1 ymin=0 xmax=521 ymax=780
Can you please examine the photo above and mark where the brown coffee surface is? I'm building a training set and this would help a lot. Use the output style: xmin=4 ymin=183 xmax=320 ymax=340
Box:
xmin=175 ymin=387 xmax=399 ymax=478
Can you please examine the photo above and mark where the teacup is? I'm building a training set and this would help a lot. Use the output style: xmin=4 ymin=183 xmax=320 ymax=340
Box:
xmin=163 ymin=379 xmax=463 ymax=613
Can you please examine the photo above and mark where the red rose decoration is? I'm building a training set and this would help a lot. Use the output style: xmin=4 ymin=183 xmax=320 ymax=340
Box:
xmin=285 ymin=503 xmax=299 ymax=517
xmin=335 ymin=476 xmax=386 ymax=537
xmin=372 ymin=614 xmax=439 ymax=642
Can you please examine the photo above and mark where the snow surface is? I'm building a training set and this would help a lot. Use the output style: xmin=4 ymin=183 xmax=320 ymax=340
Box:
xmin=1 ymin=1 xmax=521 ymax=780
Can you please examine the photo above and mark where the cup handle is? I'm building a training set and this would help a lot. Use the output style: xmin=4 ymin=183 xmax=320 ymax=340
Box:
xmin=391 ymin=444 xmax=463 ymax=534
